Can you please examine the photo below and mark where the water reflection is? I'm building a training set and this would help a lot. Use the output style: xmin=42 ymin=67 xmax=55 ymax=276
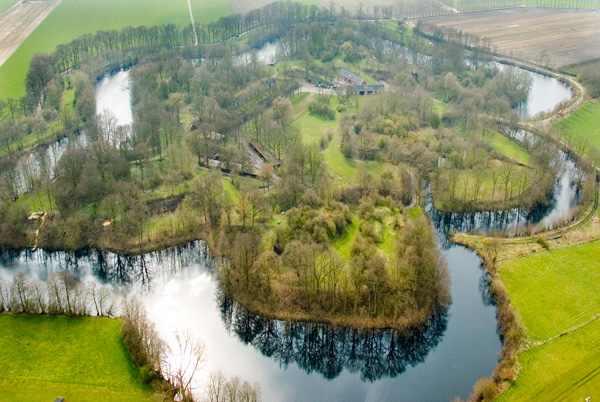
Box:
xmin=0 ymin=241 xmax=499 ymax=402
xmin=96 ymin=69 xmax=133 ymax=129
xmin=494 ymin=62 xmax=573 ymax=118
xmin=429 ymin=128 xmax=583 ymax=237
xmin=237 ymin=41 xmax=280 ymax=66
xmin=218 ymin=290 xmax=448 ymax=381
xmin=0 ymin=243 xmax=448 ymax=383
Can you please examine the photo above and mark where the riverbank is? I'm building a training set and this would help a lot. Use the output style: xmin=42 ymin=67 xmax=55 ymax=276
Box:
xmin=0 ymin=211 xmax=210 ymax=256
xmin=425 ymin=46 xmax=595 ymax=399
xmin=221 ymin=283 xmax=435 ymax=332
xmin=453 ymin=176 xmax=600 ymax=401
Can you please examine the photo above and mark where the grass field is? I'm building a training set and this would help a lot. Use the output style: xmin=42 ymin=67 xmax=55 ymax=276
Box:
xmin=293 ymin=96 xmax=387 ymax=185
xmin=498 ymin=319 xmax=600 ymax=402
xmin=0 ymin=315 xmax=157 ymax=402
xmin=498 ymin=240 xmax=600 ymax=401
xmin=500 ymin=240 xmax=600 ymax=341
xmin=556 ymin=101 xmax=600 ymax=166
xmin=435 ymin=161 xmax=533 ymax=207
xmin=0 ymin=0 xmax=231 ymax=99
xmin=482 ymin=131 xmax=531 ymax=166
xmin=0 ymin=0 xmax=15 ymax=14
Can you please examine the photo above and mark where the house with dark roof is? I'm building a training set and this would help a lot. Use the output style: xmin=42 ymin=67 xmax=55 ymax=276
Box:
xmin=338 ymin=69 xmax=384 ymax=95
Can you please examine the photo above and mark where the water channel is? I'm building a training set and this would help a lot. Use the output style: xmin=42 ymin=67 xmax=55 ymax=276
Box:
xmin=0 ymin=43 xmax=582 ymax=401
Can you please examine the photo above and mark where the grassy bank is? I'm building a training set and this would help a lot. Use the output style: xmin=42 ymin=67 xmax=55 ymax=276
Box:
xmin=0 ymin=315 xmax=158 ymax=402
xmin=497 ymin=240 xmax=600 ymax=401
xmin=0 ymin=0 xmax=231 ymax=99
xmin=500 ymin=240 xmax=600 ymax=340
xmin=482 ymin=131 xmax=531 ymax=167
xmin=556 ymin=101 xmax=600 ymax=166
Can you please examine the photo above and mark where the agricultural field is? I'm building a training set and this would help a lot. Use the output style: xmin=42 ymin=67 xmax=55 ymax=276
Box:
xmin=498 ymin=241 xmax=600 ymax=401
xmin=448 ymin=0 xmax=600 ymax=11
xmin=0 ymin=0 xmax=16 ymax=14
xmin=0 ymin=0 xmax=60 ymax=67
xmin=0 ymin=315 xmax=157 ymax=402
xmin=498 ymin=319 xmax=600 ymax=402
xmin=0 ymin=0 xmax=232 ymax=99
xmin=556 ymin=101 xmax=600 ymax=166
xmin=424 ymin=8 xmax=600 ymax=67
xmin=500 ymin=240 xmax=600 ymax=340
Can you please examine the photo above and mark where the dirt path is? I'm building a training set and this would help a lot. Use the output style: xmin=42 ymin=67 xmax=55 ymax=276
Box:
xmin=0 ymin=0 xmax=61 ymax=67
xmin=186 ymin=0 xmax=198 ymax=47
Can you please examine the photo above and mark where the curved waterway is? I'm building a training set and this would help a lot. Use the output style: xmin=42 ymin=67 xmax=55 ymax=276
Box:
xmin=494 ymin=62 xmax=573 ymax=119
xmin=429 ymin=128 xmax=584 ymax=237
xmin=0 ymin=49 xmax=580 ymax=401
xmin=8 ymin=70 xmax=132 ymax=195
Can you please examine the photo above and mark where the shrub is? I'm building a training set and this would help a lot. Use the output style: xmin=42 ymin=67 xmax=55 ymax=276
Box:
xmin=470 ymin=377 xmax=498 ymax=401
xmin=536 ymin=237 xmax=550 ymax=250
xmin=308 ymin=99 xmax=336 ymax=120
xmin=139 ymin=364 xmax=159 ymax=385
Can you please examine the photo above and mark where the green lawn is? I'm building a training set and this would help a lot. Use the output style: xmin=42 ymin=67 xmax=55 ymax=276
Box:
xmin=0 ymin=0 xmax=15 ymax=13
xmin=294 ymin=108 xmax=338 ymax=146
xmin=556 ymin=101 xmax=600 ymax=166
xmin=500 ymin=240 xmax=600 ymax=341
xmin=498 ymin=240 xmax=600 ymax=401
xmin=482 ymin=131 xmax=531 ymax=166
xmin=292 ymin=102 xmax=386 ymax=185
xmin=0 ymin=0 xmax=231 ymax=99
xmin=498 ymin=319 xmax=600 ymax=402
xmin=0 ymin=315 xmax=157 ymax=402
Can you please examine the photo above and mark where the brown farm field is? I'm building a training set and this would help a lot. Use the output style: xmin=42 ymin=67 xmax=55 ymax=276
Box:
xmin=0 ymin=0 xmax=61 ymax=67
xmin=424 ymin=8 xmax=600 ymax=68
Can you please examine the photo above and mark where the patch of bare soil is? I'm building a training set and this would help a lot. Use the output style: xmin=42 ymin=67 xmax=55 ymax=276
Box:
xmin=0 ymin=0 xmax=61 ymax=67
xmin=424 ymin=8 xmax=600 ymax=68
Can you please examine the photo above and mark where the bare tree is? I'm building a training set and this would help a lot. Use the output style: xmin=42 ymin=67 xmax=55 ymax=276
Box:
xmin=206 ymin=372 xmax=261 ymax=402
xmin=163 ymin=333 xmax=205 ymax=402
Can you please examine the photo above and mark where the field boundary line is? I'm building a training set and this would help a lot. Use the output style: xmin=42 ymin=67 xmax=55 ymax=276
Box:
xmin=527 ymin=313 xmax=600 ymax=350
